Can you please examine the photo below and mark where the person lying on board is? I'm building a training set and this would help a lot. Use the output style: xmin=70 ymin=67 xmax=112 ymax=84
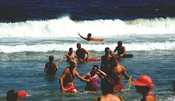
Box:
xmin=78 ymin=33 xmax=104 ymax=41
xmin=112 ymin=41 xmax=126 ymax=57
xmin=78 ymin=33 xmax=93 ymax=41
xmin=82 ymin=65 xmax=99 ymax=92
xmin=59 ymin=48 xmax=83 ymax=63
xmin=44 ymin=55 xmax=59 ymax=75
xmin=59 ymin=60 xmax=89 ymax=93
xmin=76 ymin=42 xmax=90 ymax=62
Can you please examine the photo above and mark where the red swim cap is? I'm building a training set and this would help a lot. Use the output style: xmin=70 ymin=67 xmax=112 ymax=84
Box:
xmin=17 ymin=91 xmax=27 ymax=98
xmin=132 ymin=75 xmax=154 ymax=90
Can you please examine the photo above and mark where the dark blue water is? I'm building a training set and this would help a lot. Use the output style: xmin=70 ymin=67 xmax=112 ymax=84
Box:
xmin=1 ymin=0 xmax=175 ymax=22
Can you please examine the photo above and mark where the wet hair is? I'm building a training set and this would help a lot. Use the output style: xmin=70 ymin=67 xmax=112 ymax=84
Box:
xmin=6 ymin=90 xmax=18 ymax=101
xmin=109 ymin=55 xmax=119 ymax=68
xmin=77 ymin=42 xmax=81 ymax=48
xmin=49 ymin=55 xmax=54 ymax=62
xmin=92 ymin=65 xmax=99 ymax=71
xmin=88 ymin=33 xmax=92 ymax=37
xmin=101 ymin=80 xmax=114 ymax=95
xmin=118 ymin=41 xmax=122 ymax=46
xmin=69 ymin=48 xmax=73 ymax=52
xmin=105 ymin=47 xmax=110 ymax=54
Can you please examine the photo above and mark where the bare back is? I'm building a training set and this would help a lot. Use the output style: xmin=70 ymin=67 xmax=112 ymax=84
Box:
xmin=94 ymin=94 xmax=123 ymax=101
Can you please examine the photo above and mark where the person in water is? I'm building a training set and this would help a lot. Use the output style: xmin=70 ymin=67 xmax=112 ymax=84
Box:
xmin=78 ymin=33 xmax=93 ymax=41
xmin=93 ymin=75 xmax=124 ymax=101
xmin=132 ymin=75 xmax=157 ymax=101
xmin=76 ymin=42 xmax=90 ymax=62
xmin=82 ymin=65 xmax=99 ymax=92
xmin=112 ymin=41 xmax=126 ymax=57
xmin=6 ymin=90 xmax=18 ymax=101
xmin=109 ymin=55 xmax=132 ymax=91
xmin=100 ymin=47 xmax=112 ymax=73
xmin=59 ymin=48 xmax=83 ymax=63
xmin=44 ymin=55 xmax=59 ymax=75
xmin=59 ymin=60 xmax=89 ymax=93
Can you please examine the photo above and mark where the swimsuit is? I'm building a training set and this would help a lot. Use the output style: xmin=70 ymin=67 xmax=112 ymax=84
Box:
xmin=64 ymin=84 xmax=76 ymax=93
xmin=114 ymin=84 xmax=122 ymax=91
xmin=85 ymin=74 xmax=99 ymax=91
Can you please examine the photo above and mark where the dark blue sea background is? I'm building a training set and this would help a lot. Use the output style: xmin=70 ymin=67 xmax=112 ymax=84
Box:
xmin=0 ymin=0 xmax=175 ymax=101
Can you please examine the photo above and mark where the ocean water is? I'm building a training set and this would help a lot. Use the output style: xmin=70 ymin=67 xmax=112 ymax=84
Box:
xmin=0 ymin=0 xmax=175 ymax=101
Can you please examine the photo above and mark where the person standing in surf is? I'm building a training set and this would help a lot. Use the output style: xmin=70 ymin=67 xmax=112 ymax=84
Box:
xmin=112 ymin=41 xmax=126 ymax=57
xmin=109 ymin=55 xmax=132 ymax=91
xmin=44 ymin=55 xmax=59 ymax=75
xmin=132 ymin=75 xmax=157 ymax=101
xmin=59 ymin=60 xmax=89 ymax=93
xmin=82 ymin=65 xmax=99 ymax=92
xmin=59 ymin=48 xmax=83 ymax=63
xmin=76 ymin=42 xmax=90 ymax=62
xmin=100 ymin=47 xmax=112 ymax=73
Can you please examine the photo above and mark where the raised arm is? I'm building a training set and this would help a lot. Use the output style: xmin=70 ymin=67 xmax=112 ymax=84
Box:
xmin=78 ymin=33 xmax=88 ymax=40
xmin=59 ymin=54 xmax=68 ymax=63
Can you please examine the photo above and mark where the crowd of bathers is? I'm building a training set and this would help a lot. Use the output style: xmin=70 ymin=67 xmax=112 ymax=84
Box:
xmin=6 ymin=40 xmax=160 ymax=101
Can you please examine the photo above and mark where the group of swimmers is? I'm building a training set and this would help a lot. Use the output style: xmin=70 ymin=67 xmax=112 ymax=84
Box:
xmin=7 ymin=34 xmax=158 ymax=101
xmin=44 ymin=32 xmax=158 ymax=101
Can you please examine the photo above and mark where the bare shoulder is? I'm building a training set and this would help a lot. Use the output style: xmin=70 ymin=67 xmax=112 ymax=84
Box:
xmin=53 ymin=62 xmax=58 ymax=65
xmin=120 ymin=65 xmax=125 ymax=70
xmin=146 ymin=93 xmax=156 ymax=101
xmin=102 ymin=94 xmax=123 ymax=101
xmin=63 ymin=67 xmax=70 ymax=73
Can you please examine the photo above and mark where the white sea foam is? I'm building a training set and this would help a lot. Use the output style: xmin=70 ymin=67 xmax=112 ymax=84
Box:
xmin=0 ymin=16 xmax=175 ymax=38
xmin=0 ymin=42 xmax=175 ymax=53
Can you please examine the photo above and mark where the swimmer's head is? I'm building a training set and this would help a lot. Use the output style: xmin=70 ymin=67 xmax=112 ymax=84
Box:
xmin=69 ymin=48 xmax=73 ymax=53
xmin=6 ymin=90 xmax=18 ymax=101
xmin=49 ymin=55 xmax=54 ymax=62
xmin=87 ymin=33 xmax=92 ymax=38
xmin=77 ymin=43 xmax=81 ymax=49
xmin=118 ymin=41 xmax=122 ymax=46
